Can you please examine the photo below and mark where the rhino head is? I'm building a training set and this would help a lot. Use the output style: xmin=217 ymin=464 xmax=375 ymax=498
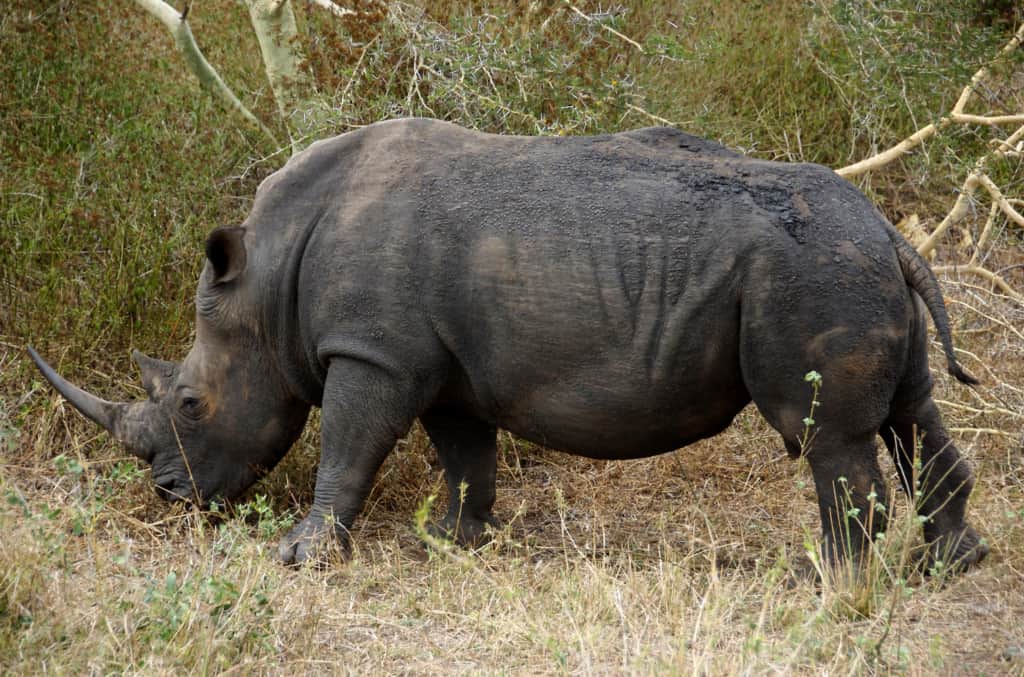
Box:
xmin=29 ymin=227 xmax=311 ymax=505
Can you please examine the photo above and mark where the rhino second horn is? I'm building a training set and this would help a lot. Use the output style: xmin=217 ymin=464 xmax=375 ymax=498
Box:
xmin=27 ymin=347 xmax=141 ymax=458
xmin=132 ymin=349 xmax=178 ymax=399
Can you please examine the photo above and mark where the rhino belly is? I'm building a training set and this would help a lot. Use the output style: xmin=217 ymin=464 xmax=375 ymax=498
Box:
xmin=482 ymin=353 xmax=751 ymax=460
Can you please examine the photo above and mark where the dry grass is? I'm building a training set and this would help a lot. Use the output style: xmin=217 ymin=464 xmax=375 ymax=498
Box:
xmin=3 ymin=286 xmax=1023 ymax=673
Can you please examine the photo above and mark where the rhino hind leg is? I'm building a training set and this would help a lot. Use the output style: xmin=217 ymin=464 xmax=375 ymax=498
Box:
xmin=744 ymin=375 xmax=896 ymax=570
xmin=420 ymin=410 xmax=501 ymax=547
xmin=881 ymin=398 xmax=988 ymax=572
xmin=803 ymin=431 xmax=891 ymax=569
xmin=739 ymin=325 xmax=902 ymax=571
xmin=879 ymin=293 xmax=987 ymax=573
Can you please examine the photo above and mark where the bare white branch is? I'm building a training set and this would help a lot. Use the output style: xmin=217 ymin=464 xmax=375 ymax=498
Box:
xmin=950 ymin=112 xmax=1024 ymax=126
xmin=626 ymin=104 xmax=676 ymax=127
xmin=132 ymin=0 xmax=279 ymax=146
xmin=834 ymin=121 xmax=944 ymax=179
xmin=917 ymin=172 xmax=980 ymax=258
xmin=133 ymin=0 xmax=181 ymax=30
xmin=308 ymin=0 xmax=355 ymax=18
xmin=245 ymin=0 xmax=311 ymax=153
xmin=991 ymin=123 xmax=1024 ymax=156
xmin=976 ymin=173 xmax=1024 ymax=228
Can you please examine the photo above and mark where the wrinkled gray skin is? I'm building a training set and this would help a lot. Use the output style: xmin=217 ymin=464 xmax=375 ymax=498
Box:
xmin=31 ymin=118 xmax=988 ymax=571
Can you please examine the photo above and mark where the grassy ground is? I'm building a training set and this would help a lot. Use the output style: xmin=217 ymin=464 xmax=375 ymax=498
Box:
xmin=2 ymin=1 xmax=1023 ymax=673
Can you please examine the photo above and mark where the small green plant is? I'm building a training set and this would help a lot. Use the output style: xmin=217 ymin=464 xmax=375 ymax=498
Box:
xmin=141 ymin=571 xmax=191 ymax=642
xmin=798 ymin=370 xmax=823 ymax=455
xmin=231 ymin=493 xmax=295 ymax=539
xmin=136 ymin=569 xmax=275 ymax=650
xmin=52 ymin=453 xmax=85 ymax=478
xmin=0 ymin=401 xmax=18 ymax=456
xmin=107 ymin=460 xmax=146 ymax=486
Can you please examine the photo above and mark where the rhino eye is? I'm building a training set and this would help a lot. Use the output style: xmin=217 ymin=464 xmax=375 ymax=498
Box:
xmin=179 ymin=396 xmax=205 ymax=419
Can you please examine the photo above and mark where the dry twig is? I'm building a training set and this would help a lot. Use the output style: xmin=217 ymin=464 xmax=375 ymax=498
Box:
xmin=564 ymin=2 xmax=645 ymax=53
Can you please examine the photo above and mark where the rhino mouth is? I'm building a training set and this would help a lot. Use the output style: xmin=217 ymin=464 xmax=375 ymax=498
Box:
xmin=151 ymin=470 xmax=238 ymax=510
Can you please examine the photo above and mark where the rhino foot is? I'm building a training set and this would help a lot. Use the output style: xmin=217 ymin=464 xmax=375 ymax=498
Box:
xmin=278 ymin=514 xmax=348 ymax=566
xmin=926 ymin=525 xmax=988 ymax=575
xmin=428 ymin=511 xmax=501 ymax=548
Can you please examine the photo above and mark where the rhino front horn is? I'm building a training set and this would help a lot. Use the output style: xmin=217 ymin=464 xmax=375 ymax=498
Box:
xmin=27 ymin=347 xmax=142 ymax=458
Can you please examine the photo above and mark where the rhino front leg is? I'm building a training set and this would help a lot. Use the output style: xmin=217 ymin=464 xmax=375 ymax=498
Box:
xmin=420 ymin=409 xmax=500 ymax=546
xmin=279 ymin=360 xmax=421 ymax=565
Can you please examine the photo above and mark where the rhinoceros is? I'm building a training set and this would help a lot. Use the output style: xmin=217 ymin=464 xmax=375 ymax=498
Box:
xmin=30 ymin=118 xmax=987 ymax=570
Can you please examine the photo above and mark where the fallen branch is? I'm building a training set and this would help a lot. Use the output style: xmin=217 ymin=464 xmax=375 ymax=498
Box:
xmin=976 ymin=172 xmax=1024 ymax=229
xmin=916 ymin=173 xmax=981 ymax=258
xmin=934 ymin=399 xmax=1022 ymax=419
xmin=948 ymin=427 xmax=1016 ymax=437
xmin=933 ymin=264 xmax=1024 ymax=303
xmin=992 ymin=124 xmax=1024 ymax=155
xmin=133 ymin=0 xmax=279 ymax=146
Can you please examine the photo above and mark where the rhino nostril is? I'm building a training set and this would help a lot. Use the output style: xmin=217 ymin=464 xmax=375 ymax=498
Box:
xmin=153 ymin=476 xmax=181 ymax=502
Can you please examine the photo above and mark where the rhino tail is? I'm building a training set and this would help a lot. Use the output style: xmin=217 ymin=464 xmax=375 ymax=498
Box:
xmin=885 ymin=222 xmax=978 ymax=386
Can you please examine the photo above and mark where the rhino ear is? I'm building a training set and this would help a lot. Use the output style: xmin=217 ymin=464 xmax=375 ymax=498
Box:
xmin=133 ymin=350 xmax=178 ymax=400
xmin=205 ymin=226 xmax=247 ymax=284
